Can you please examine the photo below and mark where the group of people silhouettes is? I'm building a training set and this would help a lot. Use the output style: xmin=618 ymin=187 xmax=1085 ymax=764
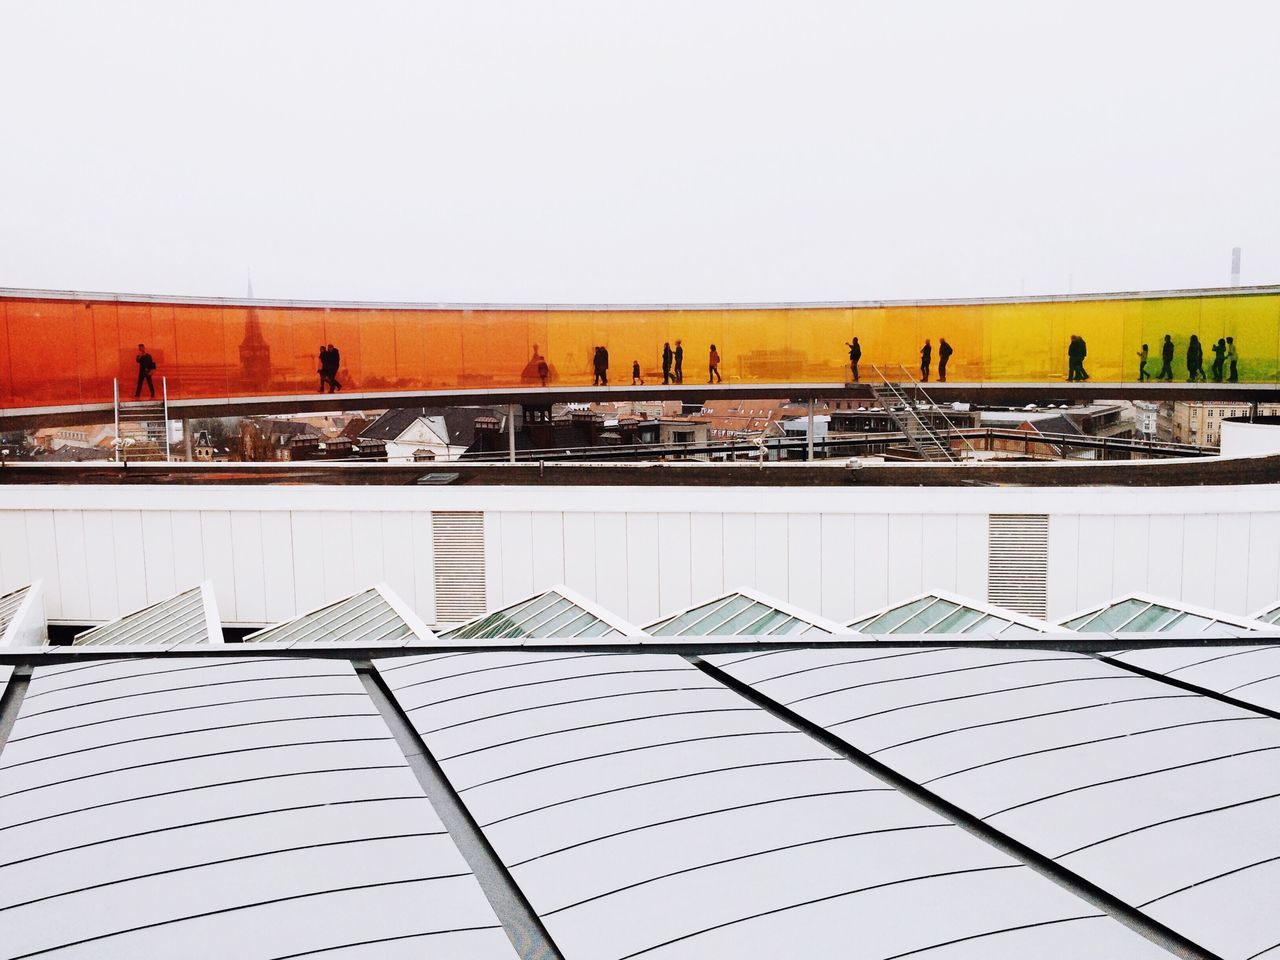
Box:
xmin=586 ymin=341 xmax=722 ymax=387
xmin=918 ymin=338 xmax=954 ymax=382
xmin=1138 ymin=334 xmax=1238 ymax=383
xmin=317 ymin=344 xmax=342 ymax=393
xmin=661 ymin=341 xmax=685 ymax=384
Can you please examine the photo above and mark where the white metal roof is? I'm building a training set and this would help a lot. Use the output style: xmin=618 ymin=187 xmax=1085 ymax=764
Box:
xmin=0 ymin=581 xmax=45 ymax=647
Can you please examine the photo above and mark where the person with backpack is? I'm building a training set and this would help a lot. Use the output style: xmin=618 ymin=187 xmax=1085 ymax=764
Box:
xmin=938 ymin=338 xmax=954 ymax=382
xmin=1136 ymin=343 xmax=1150 ymax=382
xmin=1211 ymin=338 xmax=1227 ymax=382
xmin=708 ymin=344 xmax=722 ymax=383
xmin=134 ymin=343 xmax=157 ymax=398
xmin=919 ymin=339 xmax=932 ymax=382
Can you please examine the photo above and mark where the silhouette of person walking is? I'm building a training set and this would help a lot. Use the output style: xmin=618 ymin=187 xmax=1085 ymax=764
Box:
xmin=632 ymin=360 xmax=643 ymax=385
xmin=1137 ymin=343 xmax=1150 ymax=381
xmin=708 ymin=344 xmax=722 ymax=383
xmin=1187 ymin=335 xmax=1205 ymax=382
xmin=938 ymin=338 xmax=953 ymax=382
xmin=846 ymin=337 xmax=861 ymax=382
xmin=1067 ymin=335 xmax=1089 ymax=381
xmin=674 ymin=340 xmax=684 ymax=383
xmin=1211 ymin=338 xmax=1227 ymax=382
xmin=318 ymin=344 xmax=342 ymax=393
xmin=593 ymin=346 xmax=609 ymax=386
xmin=662 ymin=342 xmax=674 ymax=384
xmin=1158 ymin=334 xmax=1175 ymax=381
xmin=920 ymin=340 xmax=931 ymax=382
xmin=1227 ymin=336 xmax=1239 ymax=382
xmin=134 ymin=343 xmax=156 ymax=399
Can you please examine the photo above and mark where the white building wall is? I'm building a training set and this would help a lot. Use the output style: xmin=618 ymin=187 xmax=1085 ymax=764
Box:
xmin=0 ymin=483 xmax=1278 ymax=627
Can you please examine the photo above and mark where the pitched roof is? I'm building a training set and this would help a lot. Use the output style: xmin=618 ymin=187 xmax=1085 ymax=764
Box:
xmin=72 ymin=583 xmax=221 ymax=647
xmin=645 ymin=588 xmax=848 ymax=637
xmin=241 ymin=584 xmax=433 ymax=646
xmin=1058 ymin=593 xmax=1270 ymax=634
xmin=848 ymin=590 xmax=1054 ymax=637
xmin=438 ymin=585 xmax=644 ymax=641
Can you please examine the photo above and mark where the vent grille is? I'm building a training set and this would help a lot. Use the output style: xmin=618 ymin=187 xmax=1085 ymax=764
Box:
xmin=987 ymin=514 xmax=1049 ymax=619
xmin=432 ymin=511 xmax=487 ymax=626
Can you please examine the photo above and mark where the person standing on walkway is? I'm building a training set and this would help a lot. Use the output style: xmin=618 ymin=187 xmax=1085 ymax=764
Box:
xmin=674 ymin=340 xmax=684 ymax=383
xmin=938 ymin=338 xmax=953 ymax=382
xmin=1211 ymin=338 xmax=1227 ymax=382
xmin=134 ymin=343 xmax=156 ymax=398
xmin=662 ymin=342 xmax=674 ymax=384
xmin=1067 ymin=335 xmax=1089 ymax=381
xmin=708 ymin=344 xmax=722 ymax=383
xmin=318 ymin=344 xmax=329 ymax=392
xmin=1186 ymin=335 xmax=1205 ymax=382
xmin=919 ymin=339 xmax=931 ymax=382
xmin=846 ymin=337 xmax=861 ymax=382
xmin=593 ymin=346 xmax=609 ymax=386
xmin=326 ymin=343 xmax=342 ymax=392
xmin=1137 ymin=343 xmax=1150 ymax=381
xmin=632 ymin=360 xmax=643 ymax=385
xmin=1158 ymin=334 xmax=1175 ymax=381
xmin=1227 ymin=336 xmax=1239 ymax=382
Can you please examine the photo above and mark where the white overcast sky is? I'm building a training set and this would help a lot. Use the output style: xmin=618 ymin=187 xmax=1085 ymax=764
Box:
xmin=1 ymin=1 xmax=1277 ymax=303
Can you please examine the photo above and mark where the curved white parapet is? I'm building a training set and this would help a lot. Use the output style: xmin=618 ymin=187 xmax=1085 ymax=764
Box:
xmin=1221 ymin=417 xmax=1280 ymax=457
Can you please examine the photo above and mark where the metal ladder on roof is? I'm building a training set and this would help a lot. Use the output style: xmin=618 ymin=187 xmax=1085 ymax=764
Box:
xmin=113 ymin=377 xmax=172 ymax=462
xmin=869 ymin=365 xmax=973 ymax=463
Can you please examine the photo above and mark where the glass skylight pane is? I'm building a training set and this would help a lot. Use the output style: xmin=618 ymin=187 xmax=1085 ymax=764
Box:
xmin=1168 ymin=613 xmax=1212 ymax=632
xmin=859 ymin=596 xmax=940 ymax=633
xmin=894 ymin=599 xmax=961 ymax=633
xmin=732 ymin=609 xmax=794 ymax=635
xmin=929 ymin=607 xmax=986 ymax=633
xmin=713 ymin=602 xmax=780 ymax=635
xmin=652 ymin=595 xmax=745 ymax=636
xmin=1083 ymin=599 xmax=1152 ymax=631
xmin=517 ymin=597 xmax=577 ymax=633
xmin=1062 ymin=613 xmax=1097 ymax=629
xmin=1121 ymin=605 xmax=1183 ymax=632
xmin=533 ymin=604 xmax=597 ymax=637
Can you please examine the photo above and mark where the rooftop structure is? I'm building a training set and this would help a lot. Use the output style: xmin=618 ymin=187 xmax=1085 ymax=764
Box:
xmin=71 ymin=582 xmax=221 ymax=647
xmin=1059 ymin=593 xmax=1270 ymax=635
xmin=4 ymin=576 xmax=1280 ymax=956
xmin=848 ymin=590 xmax=1054 ymax=636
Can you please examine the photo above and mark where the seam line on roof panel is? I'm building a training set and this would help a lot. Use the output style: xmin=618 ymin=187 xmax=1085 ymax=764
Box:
xmin=23 ymin=657 xmax=293 ymax=696
xmin=1095 ymin=653 xmax=1280 ymax=721
xmin=878 ymin=914 xmax=1103 ymax=960
xmin=0 ymin=667 xmax=33 ymax=763
xmin=435 ymin=707 xmax=759 ymax=761
xmin=1161 ymin=646 xmax=1279 ymax=676
xmin=869 ymin=694 xmax=1194 ymax=756
xmin=480 ymin=757 xmax=841 ymax=827
xmin=0 ymin=796 xmax=431 ymax=870
xmin=1138 ymin=853 xmax=1280 ymax=908
xmin=0 ymin=765 xmax=408 ymax=834
xmin=0 ymin=833 xmax=451 ymax=913
xmin=458 ymin=729 xmax=800 ymax=792
xmin=985 ymin=744 xmax=1280 ymax=819
xmin=8 ymin=691 xmax=370 ymax=744
xmin=358 ymin=664 xmax=565 ymax=960
xmin=692 ymin=656 xmax=1221 ymax=960
xmin=386 ymin=650 xmax=627 ymax=687
xmin=0 ymin=712 xmax=382 ymax=772
xmin=5 ymin=877 xmax=472 ymax=960
xmin=743 ymin=647 xmax=948 ymax=683
xmin=542 ymin=823 xmax=950 ymax=915
xmin=613 ymin=864 xmax=1029 ymax=960
xmin=20 ymin=673 xmax=362 ymax=718
xmin=422 ymin=685 xmax=731 ymax=735
xmin=827 ymin=674 xmax=1136 ymax=727
xmin=0 ymin=736 xmax=394 ymax=801
xmin=264 ymin=928 xmax=504 ymax=960
xmin=1058 ymin=789 xmax=1280 ymax=858
xmin=395 ymin=664 xmax=687 ymax=701
xmin=505 ymin=788 xmax=889 ymax=869
xmin=785 ymin=655 xmax=1088 ymax=706
xmin=918 ymin=715 xmax=1266 ymax=786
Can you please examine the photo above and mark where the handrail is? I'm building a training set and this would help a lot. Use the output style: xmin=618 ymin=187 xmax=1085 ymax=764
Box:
xmin=872 ymin=363 xmax=980 ymax=456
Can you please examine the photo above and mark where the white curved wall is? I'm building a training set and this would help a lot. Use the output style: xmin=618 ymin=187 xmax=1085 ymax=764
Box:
xmin=1221 ymin=419 xmax=1280 ymax=457
xmin=1 ymin=482 xmax=1279 ymax=627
